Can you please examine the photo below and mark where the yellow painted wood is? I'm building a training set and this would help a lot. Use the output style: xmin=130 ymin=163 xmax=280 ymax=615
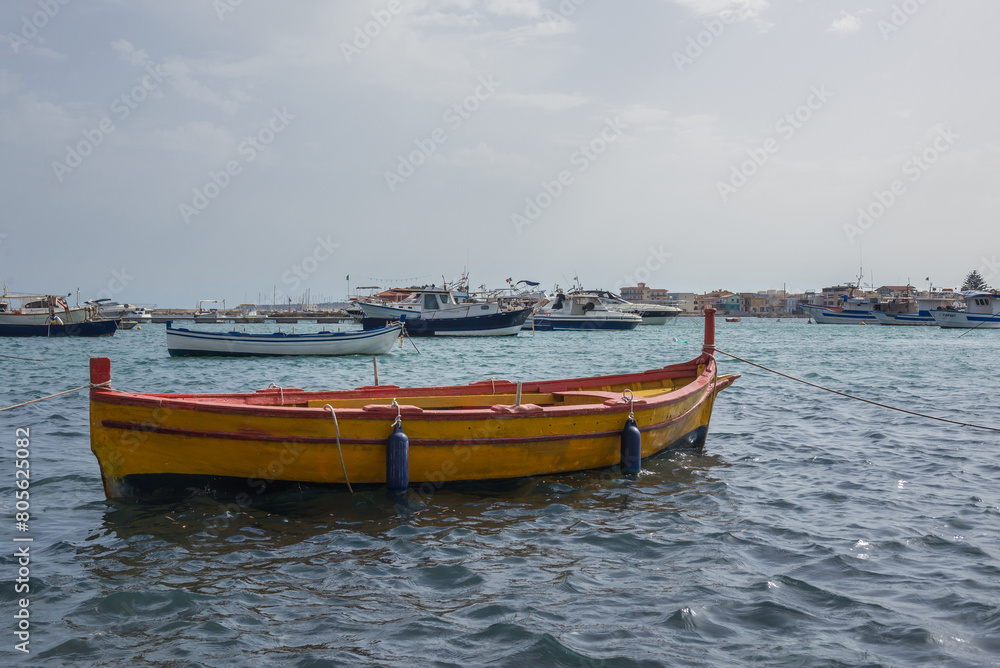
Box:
xmin=89 ymin=374 xmax=734 ymax=496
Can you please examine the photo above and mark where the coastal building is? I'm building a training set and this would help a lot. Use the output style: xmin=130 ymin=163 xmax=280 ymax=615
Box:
xmin=662 ymin=292 xmax=698 ymax=313
xmin=620 ymin=283 xmax=652 ymax=302
xmin=876 ymin=285 xmax=915 ymax=298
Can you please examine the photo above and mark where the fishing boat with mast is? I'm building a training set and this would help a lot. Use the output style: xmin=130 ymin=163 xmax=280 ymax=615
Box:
xmin=0 ymin=292 xmax=119 ymax=336
xmin=359 ymin=286 xmax=531 ymax=336
xmin=88 ymin=309 xmax=737 ymax=499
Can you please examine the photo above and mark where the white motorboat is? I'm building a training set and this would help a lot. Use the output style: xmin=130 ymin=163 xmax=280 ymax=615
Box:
xmin=584 ymin=290 xmax=681 ymax=325
xmin=530 ymin=292 xmax=642 ymax=331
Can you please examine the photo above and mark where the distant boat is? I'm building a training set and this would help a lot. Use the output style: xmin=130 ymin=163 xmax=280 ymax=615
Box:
xmin=530 ymin=292 xmax=642 ymax=331
xmin=929 ymin=291 xmax=1000 ymax=329
xmin=798 ymin=295 xmax=881 ymax=325
xmin=234 ymin=303 xmax=263 ymax=323
xmin=0 ymin=293 xmax=119 ymax=336
xmin=165 ymin=321 xmax=403 ymax=356
xmin=871 ymin=293 xmax=957 ymax=326
xmin=725 ymin=317 xmax=741 ymax=322
xmin=360 ymin=287 xmax=530 ymax=336
xmin=194 ymin=299 xmax=226 ymax=323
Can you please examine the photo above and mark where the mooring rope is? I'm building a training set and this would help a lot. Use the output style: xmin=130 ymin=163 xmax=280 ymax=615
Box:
xmin=0 ymin=381 xmax=110 ymax=413
xmin=0 ymin=353 xmax=44 ymax=361
xmin=323 ymin=404 xmax=353 ymax=493
xmin=714 ymin=348 xmax=1000 ymax=433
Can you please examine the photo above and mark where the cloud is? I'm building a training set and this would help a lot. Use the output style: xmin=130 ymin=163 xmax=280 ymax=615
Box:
xmin=826 ymin=12 xmax=863 ymax=36
xmin=497 ymin=92 xmax=589 ymax=111
xmin=668 ymin=0 xmax=770 ymax=21
xmin=0 ymin=70 xmax=21 ymax=96
xmin=111 ymin=39 xmax=151 ymax=65
xmin=484 ymin=0 xmax=544 ymax=18
xmin=0 ymin=92 xmax=81 ymax=151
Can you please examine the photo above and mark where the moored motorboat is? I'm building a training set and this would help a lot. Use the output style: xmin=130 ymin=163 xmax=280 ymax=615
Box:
xmin=88 ymin=310 xmax=737 ymax=500
xmin=165 ymin=321 xmax=403 ymax=356
xmin=584 ymin=290 xmax=681 ymax=325
xmin=530 ymin=292 xmax=642 ymax=330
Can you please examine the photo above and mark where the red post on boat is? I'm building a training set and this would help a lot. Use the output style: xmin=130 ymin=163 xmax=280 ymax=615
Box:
xmin=703 ymin=308 xmax=716 ymax=354
xmin=90 ymin=357 xmax=111 ymax=391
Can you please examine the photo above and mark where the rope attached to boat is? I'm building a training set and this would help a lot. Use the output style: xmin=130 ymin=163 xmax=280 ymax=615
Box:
xmin=0 ymin=381 xmax=110 ymax=413
xmin=267 ymin=382 xmax=285 ymax=406
xmin=714 ymin=347 xmax=1000 ymax=433
xmin=0 ymin=353 xmax=44 ymax=361
xmin=323 ymin=404 xmax=353 ymax=493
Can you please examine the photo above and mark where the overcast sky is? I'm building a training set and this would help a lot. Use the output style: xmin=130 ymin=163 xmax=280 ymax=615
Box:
xmin=1 ymin=0 xmax=997 ymax=306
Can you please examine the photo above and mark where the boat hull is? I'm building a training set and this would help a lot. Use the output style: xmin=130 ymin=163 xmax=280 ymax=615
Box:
xmin=799 ymin=304 xmax=880 ymax=325
xmin=929 ymin=310 xmax=1000 ymax=329
xmin=872 ymin=310 xmax=936 ymax=326
xmin=0 ymin=319 xmax=118 ymax=337
xmin=165 ymin=322 xmax=402 ymax=356
xmin=88 ymin=351 xmax=736 ymax=499
xmin=530 ymin=314 xmax=641 ymax=330
xmin=361 ymin=308 xmax=531 ymax=337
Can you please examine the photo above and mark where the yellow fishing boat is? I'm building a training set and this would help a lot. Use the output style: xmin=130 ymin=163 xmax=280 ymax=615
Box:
xmin=89 ymin=309 xmax=737 ymax=499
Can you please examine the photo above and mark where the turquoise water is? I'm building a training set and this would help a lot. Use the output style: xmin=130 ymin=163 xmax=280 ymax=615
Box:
xmin=2 ymin=319 xmax=1000 ymax=666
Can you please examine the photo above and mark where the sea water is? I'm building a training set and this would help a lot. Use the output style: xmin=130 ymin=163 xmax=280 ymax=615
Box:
xmin=1 ymin=319 xmax=999 ymax=666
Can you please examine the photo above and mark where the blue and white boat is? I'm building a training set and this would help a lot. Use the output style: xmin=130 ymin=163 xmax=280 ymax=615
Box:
xmin=871 ymin=293 xmax=960 ymax=326
xmin=929 ymin=291 xmax=1000 ymax=329
xmin=799 ymin=294 xmax=882 ymax=325
xmin=0 ymin=293 xmax=119 ymax=336
xmin=529 ymin=292 xmax=642 ymax=331
xmin=359 ymin=287 xmax=530 ymax=336
xmin=165 ymin=321 xmax=403 ymax=356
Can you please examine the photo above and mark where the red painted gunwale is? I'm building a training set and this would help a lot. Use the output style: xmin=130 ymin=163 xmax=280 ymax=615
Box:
xmin=90 ymin=354 xmax=731 ymax=423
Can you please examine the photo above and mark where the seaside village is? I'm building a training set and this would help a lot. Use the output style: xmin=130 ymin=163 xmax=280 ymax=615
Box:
xmin=619 ymin=282 xmax=950 ymax=317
